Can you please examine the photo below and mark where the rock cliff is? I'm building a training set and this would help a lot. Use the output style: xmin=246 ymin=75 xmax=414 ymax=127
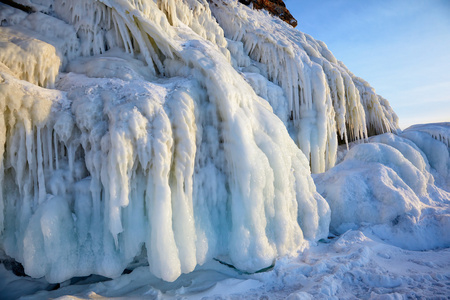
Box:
xmin=238 ymin=0 xmax=297 ymax=27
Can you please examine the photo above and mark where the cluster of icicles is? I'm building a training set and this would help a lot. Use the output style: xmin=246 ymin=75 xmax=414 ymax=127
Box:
xmin=0 ymin=0 xmax=397 ymax=283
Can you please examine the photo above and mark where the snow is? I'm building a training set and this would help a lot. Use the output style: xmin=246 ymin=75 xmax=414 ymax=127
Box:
xmin=2 ymin=230 xmax=450 ymax=299
xmin=401 ymin=123 xmax=450 ymax=188
xmin=0 ymin=0 xmax=448 ymax=298
xmin=314 ymin=132 xmax=450 ymax=250
xmin=404 ymin=123 xmax=450 ymax=148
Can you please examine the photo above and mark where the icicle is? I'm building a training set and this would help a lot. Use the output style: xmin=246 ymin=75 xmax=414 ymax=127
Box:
xmin=167 ymin=88 xmax=198 ymax=274
xmin=36 ymin=127 xmax=46 ymax=204
xmin=146 ymin=109 xmax=181 ymax=282
xmin=47 ymin=128 xmax=53 ymax=171
xmin=54 ymin=130 xmax=59 ymax=170
xmin=158 ymin=0 xmax=178 ymax=26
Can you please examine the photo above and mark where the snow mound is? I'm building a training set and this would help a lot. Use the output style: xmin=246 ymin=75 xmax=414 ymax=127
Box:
xmin=404 ymin=122 xmax=450 ymax=148
xmin=401 ymin=123 xmax=450 ymax=189
xmin=315 ymin=131 xmax=450 ymax=250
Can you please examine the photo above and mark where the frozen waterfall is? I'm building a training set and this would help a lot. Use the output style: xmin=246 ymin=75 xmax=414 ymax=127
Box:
xmin=0 ymin=0 xmax=401 ymax=283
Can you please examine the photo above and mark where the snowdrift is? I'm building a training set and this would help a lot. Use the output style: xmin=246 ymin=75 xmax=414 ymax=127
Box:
xmin=315 ymin=127 xmax=450 ymax=250
xmin=0 ymin=0 xmax=447 ymax=287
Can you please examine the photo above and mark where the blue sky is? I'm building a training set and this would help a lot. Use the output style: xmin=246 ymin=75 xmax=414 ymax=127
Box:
xmin=285 ymin=0 xmax=450 ymax=129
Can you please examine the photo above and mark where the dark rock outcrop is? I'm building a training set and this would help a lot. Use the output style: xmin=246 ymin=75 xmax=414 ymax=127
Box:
xmin=238 ymin=0 xmax=297 ymax=27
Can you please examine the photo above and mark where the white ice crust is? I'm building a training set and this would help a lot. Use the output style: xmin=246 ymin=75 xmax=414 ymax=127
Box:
xmin=0 ymin=0 xmax=445 ymax=286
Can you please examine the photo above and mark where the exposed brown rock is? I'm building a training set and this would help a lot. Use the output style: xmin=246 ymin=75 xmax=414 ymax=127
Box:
xmin=238 ymin=0 xmax=297 ymax=27
xmin=0 ymin=0 xmax=34 ymax=13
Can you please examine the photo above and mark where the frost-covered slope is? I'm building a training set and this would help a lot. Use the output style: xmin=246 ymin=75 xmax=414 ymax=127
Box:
xmin=0 ymin=0 xmax=444 ymax=289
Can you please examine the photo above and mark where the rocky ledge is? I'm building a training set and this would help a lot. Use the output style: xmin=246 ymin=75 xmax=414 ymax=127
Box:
xmin=238 ymin=0 xmax=297 ymax=27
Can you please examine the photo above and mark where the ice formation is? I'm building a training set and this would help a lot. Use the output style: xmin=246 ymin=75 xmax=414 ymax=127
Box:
xmin=0 ymin=0 xmax=426 ymax=285
xmin=0 ymin=26 xmax=60 ymax=87
xmin=209 ymin=0 xmax=398 ymax=173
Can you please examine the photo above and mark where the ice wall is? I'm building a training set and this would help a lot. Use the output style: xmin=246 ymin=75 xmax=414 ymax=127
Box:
xmin=0 ymin=0 xmax=335 ymax=283
xmin=0 ymin=0 xmax=406 ymax=284
xmin=209 ymin=0 xmax=399 ymax=173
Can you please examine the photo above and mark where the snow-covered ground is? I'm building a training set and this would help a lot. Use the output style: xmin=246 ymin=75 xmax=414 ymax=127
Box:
xmin=2 ymin=229 xmax=450 ymax=299
xmin=0 ymin=0 xmax=449 ymax=298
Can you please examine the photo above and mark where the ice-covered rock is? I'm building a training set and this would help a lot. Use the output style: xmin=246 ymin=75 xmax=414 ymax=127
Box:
xmin=0 ymin=0 xmax=332 ymax=283
xmin=0 ymin=26 xmax=60 ymax=87
xmin=209 ymin=0 xmax=399 ymax=173
xmin=0 ymin=0 xmax=420 ymax=285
